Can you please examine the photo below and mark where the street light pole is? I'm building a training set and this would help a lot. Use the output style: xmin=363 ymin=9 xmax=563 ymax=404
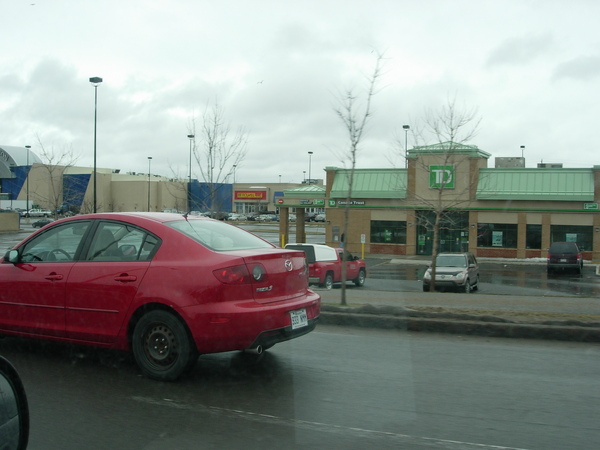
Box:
xmin=233 ymin=165 xmax=236 ymax=184
xmin=89 ymin=76 xmax=103 ymax=213
xmin=147 ymin=157 xmax=152 ymax=211
xmin=187 ymin=134 xmax=194 ymax=183
xmin=403 ymin=124 xmax=410 ymax=168
xmin=25 ymin=145 xmax=30 ymax=219
xmin=308 ymin=151 xmax=313 ymax=184
xmin=187 ymin=134 xmax=194 ymax=211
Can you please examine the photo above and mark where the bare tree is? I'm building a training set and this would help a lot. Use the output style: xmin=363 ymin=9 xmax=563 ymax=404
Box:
xmin=406 ymin=97 xmax=482 ymax=291
xmin=33 ymin=137 xmax=80 ymax=217
xmin=188 ymin=102 xmax=249 ymax=215
xmin=333 ymin=53 xmax=383 ymax=306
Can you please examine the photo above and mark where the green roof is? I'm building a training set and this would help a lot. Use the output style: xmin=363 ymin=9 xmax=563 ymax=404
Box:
xmin=283 ymin=184 xmax=326 ymax=198
xmin=408 ymin=141 xmax=491 ymax=159
xmin=329 ymin=168 xmax=407 ymax=199
xmin=477 ymin=168 xmax=595 ymax=201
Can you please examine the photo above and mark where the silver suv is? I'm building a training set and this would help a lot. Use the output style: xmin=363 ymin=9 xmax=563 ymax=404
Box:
xmin=422 ymin=252 xmax=480 ymax=293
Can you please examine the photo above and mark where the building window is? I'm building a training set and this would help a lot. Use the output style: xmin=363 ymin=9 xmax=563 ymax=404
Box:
xmin=370 ymin=220 xmax=406 ymax=244
xmin=550 ymin=225 xmax=593 ymax=252
xmin=526 ymin=224 xmax=542 ymax=249
xmin=477 ymin=223 xmax=518 ymax=248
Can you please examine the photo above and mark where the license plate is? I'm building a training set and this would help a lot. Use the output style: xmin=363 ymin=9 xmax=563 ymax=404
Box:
xmin=290 ymin=309 xmax=308 ymax=330
xmin=560 ymin=258 xmax=567 ymax=262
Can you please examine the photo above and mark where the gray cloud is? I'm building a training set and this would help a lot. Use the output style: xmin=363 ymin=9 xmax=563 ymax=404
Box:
xmin=485 ymin=34 xmax=554 ymax=68
xmin=552 ymin=55 xmax=600 ymax=81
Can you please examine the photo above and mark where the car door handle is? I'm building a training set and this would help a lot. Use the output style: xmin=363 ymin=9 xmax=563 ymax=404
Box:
xmin=115 ymin=274 xmax=137 ymax=282
xmin=45 ymin=273 xmax=64 ymax=281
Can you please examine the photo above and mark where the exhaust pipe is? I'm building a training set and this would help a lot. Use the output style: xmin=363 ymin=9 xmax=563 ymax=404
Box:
xmin=245 ymin=345 xmax=263 ymax=355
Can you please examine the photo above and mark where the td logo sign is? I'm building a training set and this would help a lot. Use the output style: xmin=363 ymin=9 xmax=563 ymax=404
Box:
xmin=429 ymin=165 xmax=455 ymax=189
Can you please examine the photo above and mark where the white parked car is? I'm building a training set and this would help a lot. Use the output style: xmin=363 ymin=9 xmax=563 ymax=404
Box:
xmin=25 ymin=209 xmax=53 ymax=218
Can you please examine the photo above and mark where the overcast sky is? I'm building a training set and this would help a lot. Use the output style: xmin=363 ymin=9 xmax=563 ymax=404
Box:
xmin=2 ymin=0 xmax=600 ymax=184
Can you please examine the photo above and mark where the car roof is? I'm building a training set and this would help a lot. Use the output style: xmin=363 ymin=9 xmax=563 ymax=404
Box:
xmin=63 ymin=212 xmax=200 ymax=223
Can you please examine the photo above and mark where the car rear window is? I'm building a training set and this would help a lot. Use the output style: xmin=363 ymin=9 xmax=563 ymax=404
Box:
xmin=549 ymin=242 xmax=579 ymax=253
xmin=285 ymin=245 xmax=316 ymax=263
xmin=166 ymin=218 xmax=274 ymax=251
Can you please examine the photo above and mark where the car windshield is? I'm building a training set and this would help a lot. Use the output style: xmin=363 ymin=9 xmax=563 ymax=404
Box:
xmin=435 ymin=255 xmax=467 ymax=267
xmin=166 ymin=218 xmax=274 ymax=251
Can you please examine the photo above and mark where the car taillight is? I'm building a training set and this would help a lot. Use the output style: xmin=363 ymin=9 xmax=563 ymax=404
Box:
xmin=213 ymin=265 xmax=250 ymax=284
xmin=213 ymin=264 xmax=268 ymax=284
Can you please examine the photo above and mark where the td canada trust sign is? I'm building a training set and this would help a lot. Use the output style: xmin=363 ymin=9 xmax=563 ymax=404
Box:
xmin=429 ymin=165 xmax=455 ymax=189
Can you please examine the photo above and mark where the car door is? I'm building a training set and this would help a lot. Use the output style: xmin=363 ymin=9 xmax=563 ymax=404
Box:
xmin=467 ymin=253 xmax=479 ymax=284
xmin=0 ymin=220 xmax=91 ymax=337
xmin=65 ymin=221 xmax=158 ymax=344
xmin=341 ymin=249 xmax=359 ymax=279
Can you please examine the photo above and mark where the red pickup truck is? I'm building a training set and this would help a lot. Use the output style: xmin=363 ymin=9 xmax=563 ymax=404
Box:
xmin=285 ymin=243 xmax=367 ymax=289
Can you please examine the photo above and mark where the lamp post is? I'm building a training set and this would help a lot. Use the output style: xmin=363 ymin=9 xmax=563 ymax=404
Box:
xmin=147 ymin=157 xmax=152 ymax=211
xmin=187 ymin=134 xmax=194 ymax=211
xmin=303 ymin=170 xmax=306 ymax=183
xmin=233 ymin=165 xmax=237 ymax=183
xmin=403 ymin=124 xmax=410 ymax=168
xmin=307 ymin=151 xmax=313 ymax=184
xmin=187 ymin=134 xmax=194 ymax=183
xmin=25 ymin=145 xmax=30 ymax=219
xmin=89 ymin=76 xmax=103 ymax=213
xmin=520 ymin=145 xmax=525 ymax=159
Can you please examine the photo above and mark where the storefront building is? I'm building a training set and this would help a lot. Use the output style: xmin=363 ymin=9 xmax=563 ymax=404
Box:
xmin=279 ymin=142 xmax=600 ymax=261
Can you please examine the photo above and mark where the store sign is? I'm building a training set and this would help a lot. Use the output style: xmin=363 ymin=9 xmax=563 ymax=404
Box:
xmin=584 ymin=203 xmax=598 ymax=210
xmin=235 ymin=190 xmax=266 ymax=200
xmin=337 ymin=200 xmax=366 ymax=206
xmin=429 ymin=165 xmax=455 ymax=189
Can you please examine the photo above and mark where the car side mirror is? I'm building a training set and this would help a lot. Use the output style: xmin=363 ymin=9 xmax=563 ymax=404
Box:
xmin=3 ymin=250 xmax=19 ymax=264
xmin=0 ymin=356 xmax=29 ymax=450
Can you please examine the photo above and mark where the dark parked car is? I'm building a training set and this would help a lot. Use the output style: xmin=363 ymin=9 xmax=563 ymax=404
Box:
xmin=0 ymin=212 xmax=320 ymax=381
xmin=547 ymin=241 xmax=583 ymax=274
xmin=423 ymin=252 xmax=480 ymax=293
xmin=31 ymin=218 xmax=53 ymax=228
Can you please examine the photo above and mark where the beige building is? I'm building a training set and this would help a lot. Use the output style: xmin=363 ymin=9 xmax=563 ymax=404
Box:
xmin=278 ymin=142 xmax=600 ymax=262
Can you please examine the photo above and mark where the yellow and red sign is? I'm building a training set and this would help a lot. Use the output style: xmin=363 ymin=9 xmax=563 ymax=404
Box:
xmin=235 ymin=190 xmax=266 ymax=200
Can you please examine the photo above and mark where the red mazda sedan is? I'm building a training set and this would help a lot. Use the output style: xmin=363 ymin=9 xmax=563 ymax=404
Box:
xmin=0 ymin=212 xmax=320 ymax=381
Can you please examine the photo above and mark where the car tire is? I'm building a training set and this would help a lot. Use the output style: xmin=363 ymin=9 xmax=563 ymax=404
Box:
xmin=463 ymin=279 xmax=471 ymax=294
xmin=322 ymin=273 xmax=334 ymax=290
xmin=132 ymin=310 xmax=198 ymax=382
xmin=353 ymin=269 xmax=366 ymax=287
xmin=472 ymin=275 xmax=479 ymax=291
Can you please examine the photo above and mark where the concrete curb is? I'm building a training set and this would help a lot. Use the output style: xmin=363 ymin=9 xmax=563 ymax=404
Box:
xmin=319 ymin=305 xmax=600 ymax=342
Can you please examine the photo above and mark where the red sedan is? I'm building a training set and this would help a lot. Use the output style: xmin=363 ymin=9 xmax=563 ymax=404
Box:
xmin=0 ymin=212 xmax=320 ymax=381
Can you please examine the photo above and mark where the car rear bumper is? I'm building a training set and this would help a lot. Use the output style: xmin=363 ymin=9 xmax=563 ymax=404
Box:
xmin=248 ymin=317 xmax=318 ymax=350
xmin=548 ymin=263 xmax=582 ymax=270
xmin=181 ymin=291 xmax=321 ymax=354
